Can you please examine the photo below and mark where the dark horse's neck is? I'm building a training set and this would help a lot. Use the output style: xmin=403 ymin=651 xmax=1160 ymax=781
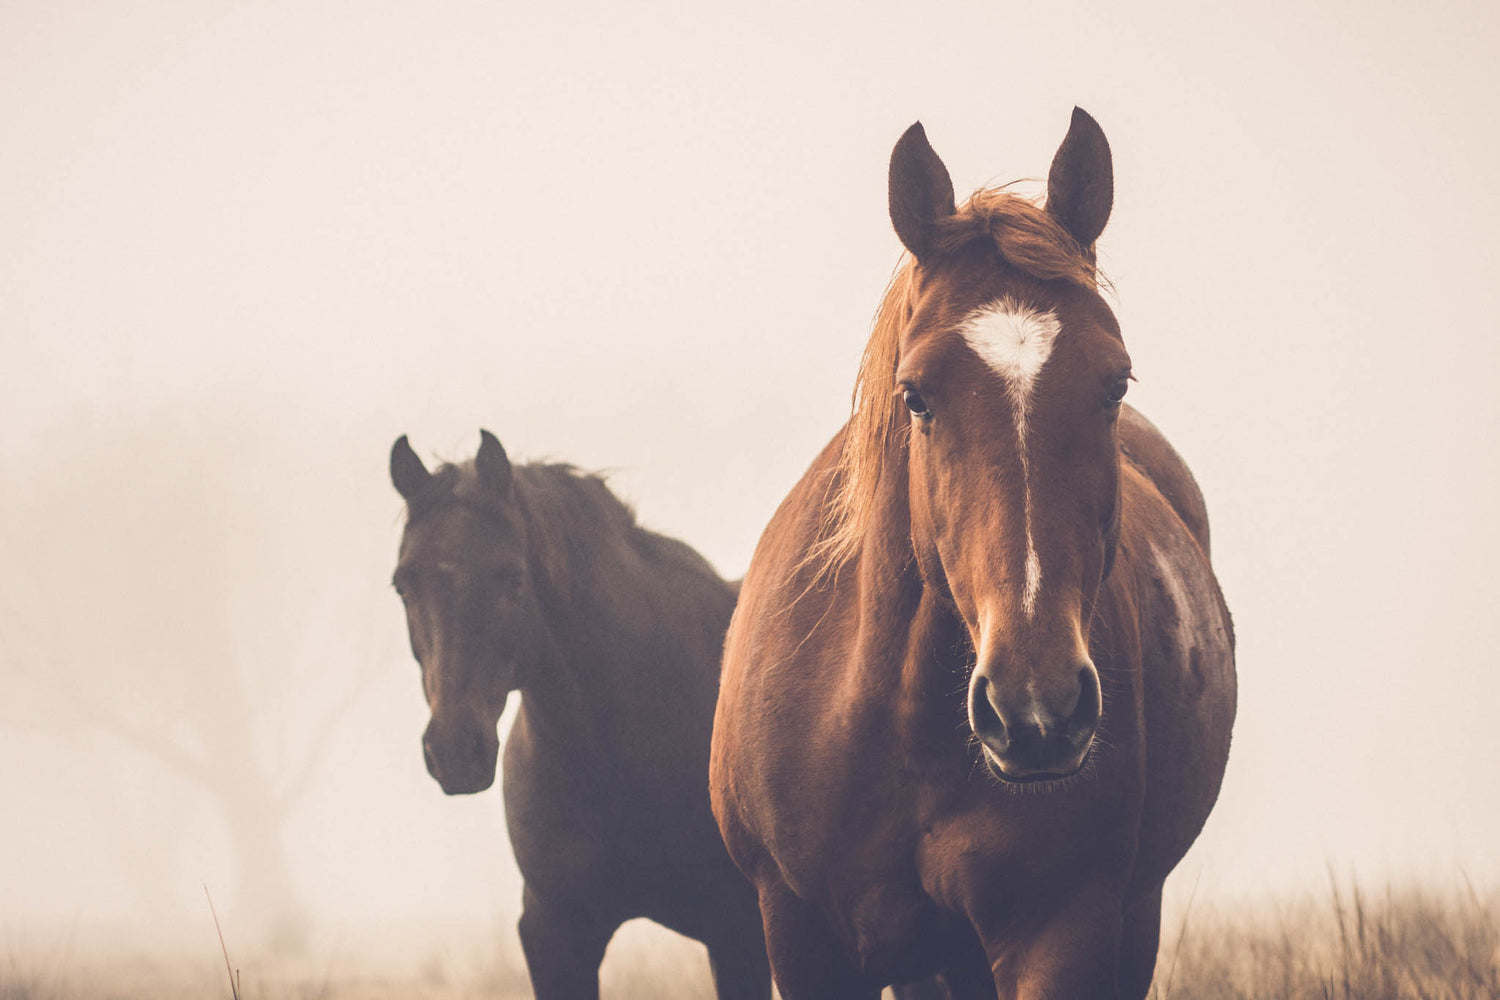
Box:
xmin=508 ymin=464 xmax=732 ymax=774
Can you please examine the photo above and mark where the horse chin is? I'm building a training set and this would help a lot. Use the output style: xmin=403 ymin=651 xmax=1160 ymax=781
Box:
xmin=434 ymin=766 xmax=497 ymax=796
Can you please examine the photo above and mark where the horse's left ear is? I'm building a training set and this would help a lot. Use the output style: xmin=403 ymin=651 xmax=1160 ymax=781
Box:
xmin=889 ymin=122 xmax=956 ymax=263
xmin=1046 ymin=107 xmax=1113 ymax=255
xmin=391 ymin=435 xmax=432 ymax=501
xmin=476 ymin=429 xmax=513 ymax=495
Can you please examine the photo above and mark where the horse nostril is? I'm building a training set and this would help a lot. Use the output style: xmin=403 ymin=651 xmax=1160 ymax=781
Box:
xmin=969 ymin=674 xmax=1009 ymax=751
xmin=423 ymin=734 xmax=440 ymax=778
xmin=1065 ymin=665 xmax=1102 ymax=741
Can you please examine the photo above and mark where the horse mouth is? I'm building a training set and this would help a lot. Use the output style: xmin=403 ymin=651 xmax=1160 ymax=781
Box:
xmin=980 ymin=743 xmax=1091 ymax=785
xmin=436 ymin=772 xmax=496 ymax=795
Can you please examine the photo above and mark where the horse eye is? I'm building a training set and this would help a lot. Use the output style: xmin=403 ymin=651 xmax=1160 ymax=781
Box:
xmin=1105 ymin=379 xmax=1129 ymax=406
xmin=903 ymin=387 xmax=930 ymax=418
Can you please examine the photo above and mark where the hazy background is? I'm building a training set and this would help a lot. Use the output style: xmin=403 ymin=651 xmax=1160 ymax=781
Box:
xmin=2 ymin=0 xmax=1497 ymax=984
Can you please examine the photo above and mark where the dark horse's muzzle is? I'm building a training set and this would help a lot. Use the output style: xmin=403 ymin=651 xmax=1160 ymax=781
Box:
xmin=968 ymin=662 xmax=1101 ymax=782
xmin=423 ymin=718 xmax=500 ymax=795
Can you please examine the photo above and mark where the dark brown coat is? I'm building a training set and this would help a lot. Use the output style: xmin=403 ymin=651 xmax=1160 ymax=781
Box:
xmin=392 ymin=431 xmax=769 ymax=1000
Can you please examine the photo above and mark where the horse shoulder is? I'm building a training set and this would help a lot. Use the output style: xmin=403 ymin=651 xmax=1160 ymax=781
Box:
xmin=1113 ymin=461 xmax=1237 ymax=892
xmin=713 ymin=430 xmax=900 ymax=883
xmin=1118 ymin=404 xmax=1213 ymax=558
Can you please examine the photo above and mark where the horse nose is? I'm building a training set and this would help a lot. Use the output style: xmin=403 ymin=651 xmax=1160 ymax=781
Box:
xmin=968 ymin=662 xmax=1100 ymax=780
xmin=422 ymin=719 xmax=499 ymax=795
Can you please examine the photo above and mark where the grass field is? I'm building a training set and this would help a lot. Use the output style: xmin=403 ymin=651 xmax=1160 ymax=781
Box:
xmin=5 ymin=882 xmax=1497 ymax=999
xmin=1150 ymin=880 xmax=1500 ymax=1000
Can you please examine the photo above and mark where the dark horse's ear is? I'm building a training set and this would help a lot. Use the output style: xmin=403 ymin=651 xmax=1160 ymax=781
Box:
xmin=391 ymin=435 xmax=432 ymax=501
xmin=1046 ymin=107 xmax=1113 ymax=255
xmin=476 ymin=429 xmax=513 ymax=495
xmin=889 ymin=122 xmax=956 ymax=263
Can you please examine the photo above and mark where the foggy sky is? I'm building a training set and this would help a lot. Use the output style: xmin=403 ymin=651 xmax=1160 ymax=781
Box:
xmin=2 ymin=0 xmax=1497 ymax=963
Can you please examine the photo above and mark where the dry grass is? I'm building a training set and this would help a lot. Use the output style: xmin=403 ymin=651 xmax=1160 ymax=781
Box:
xmin=4 ymin=883 xmax=1496 ymax=999
xmin=1153 ymin=879 xmax=1500 ymax=1000
xmin=0 ymin=914 xmax=709 ymax=1000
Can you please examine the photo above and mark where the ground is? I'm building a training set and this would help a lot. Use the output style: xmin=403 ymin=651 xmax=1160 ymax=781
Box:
xmin=4 ymin=885 xmax=1496 ymax=1000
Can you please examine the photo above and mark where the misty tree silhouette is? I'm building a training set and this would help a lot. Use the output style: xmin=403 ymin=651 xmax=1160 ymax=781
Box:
xmin=0 ymin=412 xmax=367 ymax=952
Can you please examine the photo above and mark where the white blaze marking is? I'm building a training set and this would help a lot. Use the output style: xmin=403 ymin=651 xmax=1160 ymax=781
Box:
xmin=959 ymin=298 xmax=1061 ymax=620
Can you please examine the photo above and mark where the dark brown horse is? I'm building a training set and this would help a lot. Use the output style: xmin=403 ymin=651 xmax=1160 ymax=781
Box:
xmin=709 ymin=110 xmax=1236 ymax=999
xmin=390 ymin=430 xmax=769 ymax=999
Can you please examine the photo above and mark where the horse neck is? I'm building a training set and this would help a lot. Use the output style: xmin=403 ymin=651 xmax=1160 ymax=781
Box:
xmin=509 ymin=471 xmax=685 ymax=753
xmin=850 ymin=455 xmax=977 ymax=743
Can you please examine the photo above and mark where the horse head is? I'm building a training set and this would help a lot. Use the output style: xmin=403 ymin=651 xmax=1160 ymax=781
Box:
xmin=883 ymin=110 xmax=1130 ymax=782
xmin=390 ymin=430 xmax=543 ymax=794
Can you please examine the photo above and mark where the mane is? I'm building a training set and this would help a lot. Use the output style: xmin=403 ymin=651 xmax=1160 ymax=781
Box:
xmin=515 ymin=462 xmax=640 ymax=549
xmin=813 ymin=186 xmax=1103 ymax=573
xmin=408 ymin=458 xmax=723 ymax=587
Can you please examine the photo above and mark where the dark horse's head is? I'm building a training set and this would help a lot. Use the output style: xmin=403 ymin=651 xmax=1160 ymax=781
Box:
xmin=390 ymin=430 xmax=541 ymax=794
xmin=860 ymin=110 xmax=1128 ymax=783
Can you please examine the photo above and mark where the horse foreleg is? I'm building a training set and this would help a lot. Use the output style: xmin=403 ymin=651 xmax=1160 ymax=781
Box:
xmin=705 ymin=928 xmax=773 ymax=1000
xmin=757 ymin=883 xmax=881 ymax=1000
xmin=891 ymin=976 xmax=959 ymax=1000
xmin=1116 ymin=887 xmax=1163 ymax=1000
xmin=983 ymin=889 xmax=1124 ymax=1000
xmin=517 ymin=884 xmax=614 ymax=1000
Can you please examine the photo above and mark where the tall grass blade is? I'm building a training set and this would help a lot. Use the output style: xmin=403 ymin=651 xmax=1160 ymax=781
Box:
xmin=203 ymin=884 xmax=241 ymax=1000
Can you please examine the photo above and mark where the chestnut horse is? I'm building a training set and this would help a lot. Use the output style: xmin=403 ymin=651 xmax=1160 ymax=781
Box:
xmin=710 ymin=110 xmax=1236 ymax=999
xmin=391 ymin=431 xmax=769 ymax=1000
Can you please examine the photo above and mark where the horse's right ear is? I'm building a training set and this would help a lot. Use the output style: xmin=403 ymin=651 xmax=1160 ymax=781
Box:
xmin=476 ymin=429 xmax=513 ymax=495
xmin=889 ymin=122 xmax=956 ymax=263
xmin=391 ymin=435 xmax=432 ymax=500
xmin=1046 ymin=107 xmax=1113 ymax=256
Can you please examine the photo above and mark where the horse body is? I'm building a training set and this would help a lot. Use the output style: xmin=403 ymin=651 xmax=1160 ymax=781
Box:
xmin=710 ymin=112 xmax=1235 ymax=999
xmin=392 ymin=432 xmax=769 ymax=1000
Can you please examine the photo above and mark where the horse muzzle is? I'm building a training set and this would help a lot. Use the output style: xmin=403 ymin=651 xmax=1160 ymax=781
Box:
xmin=422 ymin=718 xmax=500 ymax=795
xmin=968 ymin=662 xmax=1101 ymax=782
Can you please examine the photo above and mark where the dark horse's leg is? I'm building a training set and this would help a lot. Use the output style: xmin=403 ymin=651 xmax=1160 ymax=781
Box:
xmin=891 ymin=977 xmax=962 ymax=1000
xmin=932 ymin=964 xmax=1002 ymax=1000
xmin=758 ymin=884 xmax=880 ymax=1000
xmin=1115 ymin=887 xmax=1163 ymax=1000
xmin=705 ymin=928 xmax=773 ymax=1000
xmin=517 ymin=884 xmax=615 ymax=1000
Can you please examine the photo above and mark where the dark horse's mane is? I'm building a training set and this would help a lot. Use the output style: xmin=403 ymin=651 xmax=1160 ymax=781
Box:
xmin=404 ymin=457 xmax=727 ymax=591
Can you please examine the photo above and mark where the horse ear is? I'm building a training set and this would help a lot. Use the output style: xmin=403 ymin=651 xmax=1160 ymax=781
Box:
xmin=476 ymin=429 xmax=513 ymax=495
xmin=889 ymin=122 xmax=956 ymax=263
xmin=1046 ymin=107 xmax=1113 ymax=254
xmin=391 ymin=435 xmax=432 ymax=501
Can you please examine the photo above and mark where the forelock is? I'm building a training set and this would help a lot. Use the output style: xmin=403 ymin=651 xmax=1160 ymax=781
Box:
xmin=811 ymin=185 xmax=1103 ymax=575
